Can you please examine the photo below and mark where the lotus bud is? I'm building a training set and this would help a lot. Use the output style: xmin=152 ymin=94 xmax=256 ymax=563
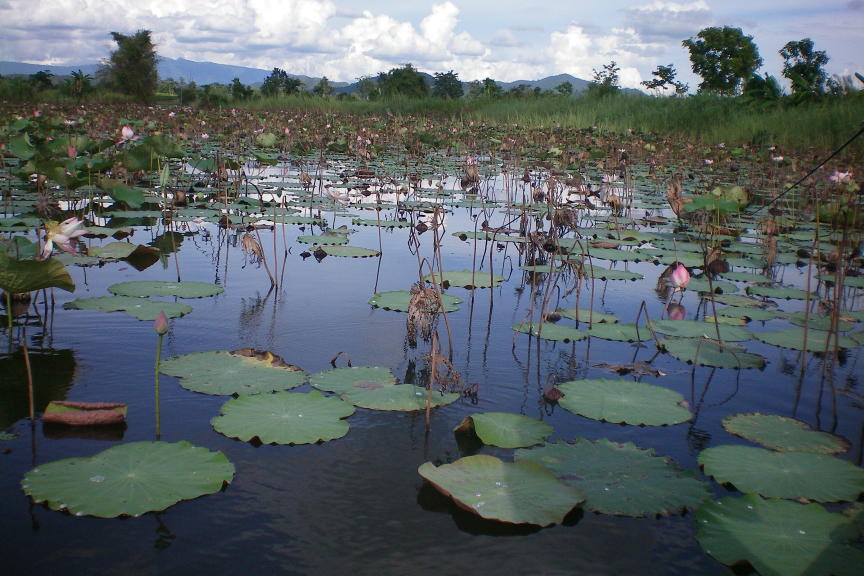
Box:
xmin=669 ymin=263 xmax=690 ymax=290
xmin=154 ymin=310 xmax=169 ymax=335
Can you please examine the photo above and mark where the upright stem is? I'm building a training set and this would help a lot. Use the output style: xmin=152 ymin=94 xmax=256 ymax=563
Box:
xmin=154 ymin=334 xmax=163 ymax=439
xmin=23 ymin=340 xmax=34 ymax=420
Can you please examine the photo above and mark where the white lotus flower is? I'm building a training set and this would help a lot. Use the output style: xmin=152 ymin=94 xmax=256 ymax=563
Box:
xmin=41 ymin=217 xmax=88 ymax=259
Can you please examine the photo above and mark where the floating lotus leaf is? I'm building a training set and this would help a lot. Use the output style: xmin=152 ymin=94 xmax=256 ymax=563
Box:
xmin=722 ymin=413 xmax=849 ymax=454
xmin=588 ymin=323 xmax=652 ymax=342
xmin=662 ymin=337 xmax=765 ymax=369
xmin=453 ymin=231 xmax=527 ymax=243
xmin=0 ymin=252 xmax=75 ymax=293
xmin=512 ymin=322 xmax=588 ymax=342
xmin=515 ymin=439 xmax=710 ymax=517
xmin=424 ymin=270 xmax=504 ymax=289
xmin=108 ymin=280 xmax=224 ymax=299
xmin=160 ymin=350 xmax=307 ymax=395
xmin=42 ymin=401 xmax=127 ymax=426
xmin=696 ymin=494 xmax=864 ymax=576
xmin=786 ymin=313 xmax=855 ymax=332
xmin=650 ymin=320 xmax=751 ymax=342
xmin=456 ymin=412 xmax=552 ymax=448
xmin=583 ymin=247 xmax=645 ymax=262
xmin=297 ymin=232 xmax=349 ymax=245
xmin=21 ymin=441 xmax=234 ymax=518
xmin=708 ymin=293 xmax=776 ymax=308
xmin=715 ymin=306 xmax=787 ymax=322
xmin=351 ymin=218 xmax=412 ymax=228
xmin=64 ymin=295 xmax=192 ymax=320
xmin=746 ymin=284 xmax=814 ymax=300
xmin=720 ymin=271 xmax=776 ymax=283
xmin=310 ymin=366 xmax=396 ymax=394
xmin=87 ymin=242 xmax=139 ymax=259
xmin=555 ymin=308 xmax=618 ymax=324
xmin=577 ymin=261 xmax=644 ymax=281
xmin=683 ymin=277 xmax=738 ymax=294
xmin=698 ymin=445 xmax=864 ymax=501
xmin=817 ymin=274 xmax=864 ymax=289
xmin=368 ymin=290 xmax=462 ymax=312
xmin=557 ymin=379 xmax=691 ymax=426
xmin=319 ymin=245 xmax=380 ymax=258
xmin=651 ymin=252 xmax=705 ymax=267
xmin=212 ymin=390 xmax=355 ymax=445
xmin=418 ymin=455 xmax=584 ymax=526
xmin=343 ymin=385 xmax=458 ymax=411
xmin=755 ymin=328 xmax=859 ymax=352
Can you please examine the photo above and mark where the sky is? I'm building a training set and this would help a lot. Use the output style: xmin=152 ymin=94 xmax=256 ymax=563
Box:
xmin=0 ymin=0 xmax=861 ymax=90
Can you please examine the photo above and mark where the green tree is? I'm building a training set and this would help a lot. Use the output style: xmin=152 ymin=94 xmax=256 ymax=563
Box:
xmin=467 ymin=78 xmax=502 ymax=98
xmin=356 ymin=76 xmax=379 ymax=100
xmin=641 ymin=64 xmax=688 ymax=95
xmin=780 ymin=38 xmax=829 ymax=99
xmin=261 ymin=68 xmax=303 ymax=97
xmin=554 ymin=81 xmax=573 ymax=96
xmin=63 ymin=70 xmax=92 ymax=101
xmin=230 ymin=78 xmax=253 ymax=101
xmin=312 ymin=76 xmax=332 ymax=97
xmin=30 ymin=70 xmax=54 ymax=91
xmin=588 ymin=60 xmax=620 ymax=96
xmin=107 ymin=30 xmax=159 ymax=103
xmin=742 ymin=73 xmax=782 ymax=105
xmin=377 ymin=64 xmax=429 ymax=98
xmin=682 ymin=26 xmax=762 ymax=95
xmin=432 ymin=70 xmax=463 ymax=99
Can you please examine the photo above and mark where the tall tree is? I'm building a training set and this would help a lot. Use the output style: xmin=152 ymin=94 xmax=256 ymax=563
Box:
xmin=377 ymin=64 xmax=429 ymax=98
xmin=30 ymin=70 xmax=54 ymax=91
xmin=432 ymin=70 xmax=463 ymax=99
xmin=230 ymin=78 xmax=253 ymax=101
xmin=588 ymin=60 xmax=620 ymax=96
xmin=780 ymin=38 xmax=829 ymax=99
xmin=682 ymin=26 xmax=761 ymax=95
xmin=554 ymin=81 xmax=573 ymax=96
xmin=641 ymin=64 xmax=688 ymax=95
xmin=107 ymin=30 xmax=158 ymax=103
xmin=312 ymin=76 xmax=332 ymax=97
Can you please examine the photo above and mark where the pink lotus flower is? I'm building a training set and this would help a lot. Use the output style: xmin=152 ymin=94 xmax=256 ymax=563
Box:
xmin=201 ymin=133 xmax=209 ymax=140
xmin=41 ymin=217 xmax=88 ymax=259
xmin=829 ymin=171 xmax=853 ymax=184
xmin=669 ymin=263 xmax=690 ymax=291
xmin=154 ymin=310 xmax=169 ymax=335
xmin=67 ymin=145 xmax=77 ymax=158
xmin=119 ymin=125 xmax=137 ymax=142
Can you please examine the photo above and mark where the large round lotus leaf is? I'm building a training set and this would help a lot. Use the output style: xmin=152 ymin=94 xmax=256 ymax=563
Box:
xmin=87 ymin=241 xmax=139 ymax=259
xmin=662 ymin=337 xmax=765 ymax=369
xmin=0 ymin=252 xmax=75 ymax=293
xmin=708 ymin=293 xmax=776 ymax=308
xmin=755 ymin=328 xmax=859 ymax=352
xmin=588 ymin=322 xmax=652 ymax=342
xmin=650 ymin=320 xmax=751 ymax=342
xmin=697 ymin=494 xmax=864 ymax=576
xmin=297 ymin=232 xmax=348 ymax=245
xmin=818 ymin=274 xmax=864 ymax=289
xmin=424 ymin=270 xmax=504 ymax=289
xmin=513 ymin=322 xmax=588 ymax=342
xmin=683 ymin=277 xmax=738 ymax=294
xmin=160 ymin=350 xmax=307 ymax=395
xmin=515 ymin=439 xmax=710 ymax=517
xmin=352 ymin=218 xmax=412 ymax=228
xmin=343 ymin=385 xmax=458 ymax=411
xmin=457 ymin=412 xmax=552 ymax=448
xmin=21 ymin=441 xmax=234 ymax=518
xmin=698 ymin=445 xmax=864 ymax=502
xmin=418 ymin=455 xmax=583 ymax=526
xmin=787 ymin=313 xmax=855 ymax=332
xmin=720 ymin=271 xmax=776 ymax=283
xmin=722 ymin=413 xmax=849 ymax=454
xmin=309 ymin=366 xmax=396 ymax=394
xmin=108 ymin=280 xmax=224 ymax=299
xmin=584 ymin=247 xmax=644 ymax=262
xmin=557 ymin=379 xmax=691 ymax=426
xmin=368 ymin=290 xmax=462 ymax=312
xmin=715 ymin=306 xmax=787 ymax=322
xmin=746 ymin=284 xmax=813 ymax=300
xmin=556 ymin=308 xmax=618 ymax=324
xmin=579 ymin=262 xmax=644 ymax=281
xmin=64 ymin=295 xmax=192 ymax=320
xmin=211 ymin=390 xmax=355 ymax=445
xmin=319 ymin=245 xmax=380 ymax=258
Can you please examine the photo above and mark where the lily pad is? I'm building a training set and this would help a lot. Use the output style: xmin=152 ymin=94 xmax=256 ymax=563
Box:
xmin=513 ymin=322 xmax=588 ymax=342
xmin=159 ymin=350 xmax=307 ymax=395
xmin=211 ymin=390 xmax=355 ymax=445
xmin=684 ymin=276 xmax=738 ymax=294
xmin=555 ymin=308 xmax=618 ymax=324
xmin=577 ymin=261 xmax=644 ymax=281
xmin=418 ymin=455 xmax=583 ymax=526
xmin=786 ymin=313 xmax=855 ymax=332
xmin=661 ymin=337 xmax=765 ymax=369
xmin=455 ymin=412 xmax=552 ymax=448
xmin=310 ymin=366 xmax=397 ymax=394
xmin=108 ymin=280 xmax=224 ymax=299
xmin=650 ymin=320 xmax=751 ymax=342
xmin=64 ymin=295 xmax=193 ymax=321
xmin=86 ymin=242 xmax=139 ymax=260
xmin=515 ymin=439 xmax=710 ymax=517
xmin=722 ymin=413 xmax=849 ymax=454
xmin=588 ymin=323 xmax=652 ymax=342
xmin=21 ymin=441 xmax=234 ymax=518
xmin=319 ymin=245 xmax=380 ymax=258
xmin=557 ymin=379 xmax=691 ymax=426
xmin=746 ymin=284 xmax=814 ymax=300
xmin=698 ymin=445 xmax=864 ymax=502
xmin=755 ymin=328 xmax=859 ymax=352
xmin=297 ymin=232 xmax=349 ymax=245
xmin=425 ymin=270 xmax=504 ymax=289
xmin=42 ymin=401 xmax=127 ymax=426
xmin=344 ymin=385 xmax=458 ymax=411
xmin=696 ymin=494 xmax=864 ymax=576
xmin=368 ymin=290 xmax=462 ymax=312
xmin=715 ymin=306 xmax=787 ymax=322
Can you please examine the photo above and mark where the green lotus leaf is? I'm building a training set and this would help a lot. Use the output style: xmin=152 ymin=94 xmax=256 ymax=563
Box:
xmin=86 ymin=242 xmax=139 ymax=260
xmin=212 ymin=390 xmax=355 ymax=445
xmin=696 ymin=494 xmax=864 ymax=576
xmin=699 ymin=445 xmax=864 ymax=502
xmin=424 ymin=270 xmax=504 ymax=289
xmin=64 ymin=295 xmax=192 ymax=320
xmin=707 ymin=293 xmax=777 ymax=308
xmin=160 ymin=350 xmax=307 ymax=395
xmin=720 ymin=271 xmax=776 ymax=283
xmin=786 ymin=313 xmax=855 ymax=332
xmin=755 ymin=328 xmax=859 ymax=352
xmin=310 ymin=366 xmax=397 ymax=394
xmin=588 ymin=323 xmax=652 ymax=342
xmin=368 ymin=290 xmax=462 ymax=312
xmin=319 ymin=245 xmax=380 ymax=258
xmin=684 ymin=276 xmax=738 ymax=294
xmin=515 ymin=439 xmax=710 ymax=517
xmin=557 ymin=379 xmax=691 ymax=426
xmin=578 ymin=261 xmax=644 ymax=281
xmin=513 ymin=322 xmax=588 ymax=342
xmin=452 ymin=231 xmax=527 ymax=243
xmin=108 ymin=280 xmax=224 ymax=299
xmin=661 ymin=337 xmax=765 ymax=369
xmin=650 ymin=320 xmax=751 ymax=342
xmin=722 ymin=413 xmax=849 ymax=454
xmin=457 ymin=412 xmax=552 ymax=448
xmin=297 ymin=232 xmax=349 ymax=245
xmin=343 ymin=385 xmax=458 ymax=411
xmin=746 ymin=284 xmax=814 ymax=300
xmin=418 ymin=455 xmax=584 ymax=526
xmin=715 ymin=306 xmax=787 ymax=322
xmin=0 ymin=252 xmax=75 ymax=293
xmin=555 ymin=308 xmax=618 ymax=324
xmin=21 ymin=441 xmax=234 ymax=518
xmin=352 ymin=218 xmax=412 ymax=228
xmin=583 ymin=247 xmax=645 ymax=262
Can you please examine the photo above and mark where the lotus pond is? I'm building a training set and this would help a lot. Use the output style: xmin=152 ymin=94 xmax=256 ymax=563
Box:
xmin=1 ymin=105 xmax=863 ymax=575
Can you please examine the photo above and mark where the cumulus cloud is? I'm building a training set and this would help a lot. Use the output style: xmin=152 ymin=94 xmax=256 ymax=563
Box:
xmin=547 ymin=25 xmax=649 ymax=88
xmin=624 ymin=1 xmax=713 ymax=41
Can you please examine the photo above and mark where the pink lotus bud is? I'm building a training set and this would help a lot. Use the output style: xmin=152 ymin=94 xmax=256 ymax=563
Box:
xmin=669 ymin=263 xmax=690 ymax=290
xmin=67 ymin=145 xmax=77 ymax=158
xmin=154 ymin=310 xmax=169 ymax=335
xmin=120 ymin=125 xmax=135 ymax=141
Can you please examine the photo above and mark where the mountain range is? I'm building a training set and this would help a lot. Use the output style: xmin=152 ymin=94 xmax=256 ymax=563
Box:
xmin=0 ymin=57 xmax=595 ymax=95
